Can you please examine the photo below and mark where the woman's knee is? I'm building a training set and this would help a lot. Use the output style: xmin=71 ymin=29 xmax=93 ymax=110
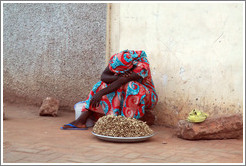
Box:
xmin=124 ymin=81 xmax=141 ymax=89
xmin=126 ymin=81 xmax=148 ymax=95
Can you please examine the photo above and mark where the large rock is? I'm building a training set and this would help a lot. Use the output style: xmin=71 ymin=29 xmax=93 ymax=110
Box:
xmin=39 ymin=97 xmax=59 ymax=117
xmin=176 ymin=114 xmax=243 ymax=140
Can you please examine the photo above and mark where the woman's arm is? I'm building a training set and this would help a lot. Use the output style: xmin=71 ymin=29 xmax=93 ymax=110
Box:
xmin=90 ymin=72 xmax=142 ymax=108
xmin=101 ymin=65 xmax=120 ymax=84
xmin=100 ymin=72 xmax=141 ymax=95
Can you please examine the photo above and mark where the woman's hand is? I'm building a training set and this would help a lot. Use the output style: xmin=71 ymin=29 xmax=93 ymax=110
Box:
xmin=121 ymin=70 xmax=133 ymax=77
xmin=115 ymin=70 xmax=133 ymax=77
xmin=90 ymin=92 xmax=103 ymax=108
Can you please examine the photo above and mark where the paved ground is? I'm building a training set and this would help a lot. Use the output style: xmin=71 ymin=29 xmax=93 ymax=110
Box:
xmin=3 ymin=103 xmax=244 ymax=164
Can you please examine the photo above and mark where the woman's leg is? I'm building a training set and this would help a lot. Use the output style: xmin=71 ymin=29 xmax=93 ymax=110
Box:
xmin=62 ymin=81 xmax=107 ymax=129
xmin=121 ymin=81 xmax=148 ymax=119
xmin=62 ymin=109 xmax=92 ymax=129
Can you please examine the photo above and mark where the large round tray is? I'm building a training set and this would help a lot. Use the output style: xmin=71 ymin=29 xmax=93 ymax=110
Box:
xmin=92 ymin=132 xmax=156 ymax=143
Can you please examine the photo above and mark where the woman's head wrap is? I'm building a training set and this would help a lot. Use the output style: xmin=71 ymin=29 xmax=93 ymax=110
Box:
xmin=109 ymin=50 xmax=133 ymax=74
xmin=109 ymin=49 xmax=147 ymax=74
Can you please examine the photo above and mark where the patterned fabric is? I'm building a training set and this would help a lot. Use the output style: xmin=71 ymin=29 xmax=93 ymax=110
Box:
xmin=76 ymin=50 xmax=158 ymax=119
xmin=108 ymin=50 xmax=133 ymax=74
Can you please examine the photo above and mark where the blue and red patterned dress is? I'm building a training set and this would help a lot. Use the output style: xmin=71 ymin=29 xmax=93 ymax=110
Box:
xmin=76 ymin=50 xmax=158 ymax=119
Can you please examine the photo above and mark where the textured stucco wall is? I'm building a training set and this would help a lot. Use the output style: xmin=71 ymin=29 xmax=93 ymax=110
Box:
xmin=109 ymin=3 xmax=244 ymax=127
xmin=3 ymin=3 xmax=107 ymax=109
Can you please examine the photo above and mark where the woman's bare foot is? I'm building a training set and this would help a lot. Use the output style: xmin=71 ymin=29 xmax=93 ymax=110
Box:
xmin=62 ymin=110 xmax=92 ymax=129
xmin=62 ymin=120 xmax=87 ymax=129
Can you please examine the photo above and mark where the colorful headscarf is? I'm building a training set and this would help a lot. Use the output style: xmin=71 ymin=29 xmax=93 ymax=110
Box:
xmin=108 ymin=49 xmax=146 ymax=74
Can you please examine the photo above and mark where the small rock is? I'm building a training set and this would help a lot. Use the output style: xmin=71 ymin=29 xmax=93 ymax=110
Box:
xmin=39 ymin=97 xmax=59 ymax=117
xmin=162 ymin=141 xmax=167 ymax=144
xmin=176 ymin=114 xmax=243 ymax=140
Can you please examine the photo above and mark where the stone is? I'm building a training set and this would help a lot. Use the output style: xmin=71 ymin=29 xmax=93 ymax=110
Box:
xmin=140 ymin=110 xmax=155 ymax=126
xmin=176 ymin=114 xmax=243 ymax=140
xmin=162 ymin=141 xmax=167 ymax=144
xmin=39 ymin=97 xmax=59 ymax=117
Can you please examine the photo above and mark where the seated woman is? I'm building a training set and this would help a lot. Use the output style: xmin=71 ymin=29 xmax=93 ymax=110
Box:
xmin=61 ymin=50 xmax=158 ymax=130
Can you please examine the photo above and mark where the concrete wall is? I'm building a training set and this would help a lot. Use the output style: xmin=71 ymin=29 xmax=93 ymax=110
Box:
xmin=3 ymin=3 xmax=107 ymax=109
xmin=108 ymin=3 xmax=244 ymax=127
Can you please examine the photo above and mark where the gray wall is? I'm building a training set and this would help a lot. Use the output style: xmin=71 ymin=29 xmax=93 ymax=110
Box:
xmin=3 ymin=3 xmax=107 ymax=110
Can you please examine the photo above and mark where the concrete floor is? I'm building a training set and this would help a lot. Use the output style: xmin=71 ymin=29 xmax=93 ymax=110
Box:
xmin=3 ymin=103 xmax=244 ymax=164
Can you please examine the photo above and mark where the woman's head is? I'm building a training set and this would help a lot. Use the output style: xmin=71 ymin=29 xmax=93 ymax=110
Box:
xmin=109 ymin=50 xmax=133 ymax=74
xmin=108 ymin=50 xmax=146 ymax=74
